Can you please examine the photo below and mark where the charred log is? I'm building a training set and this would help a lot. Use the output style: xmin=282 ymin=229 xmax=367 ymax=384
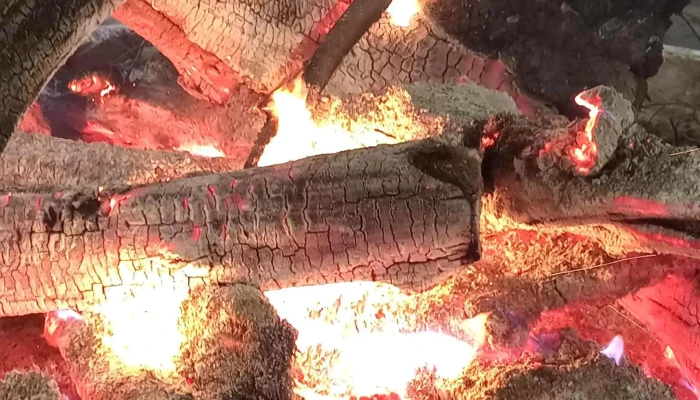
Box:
xmin=244 ymin=0 xmax=393 ymax=169
xmin=478 ymin=86 xmax=700 ymax=249
xmin=0 ymin=137 xmax=481 ymax=316
xmin=0 ymin=0 xmax=124 ymax=153
xmin=302 ymin=0 xmax=393 ymax=92
xmin=0 ymin=133 xmax=249 ymax=190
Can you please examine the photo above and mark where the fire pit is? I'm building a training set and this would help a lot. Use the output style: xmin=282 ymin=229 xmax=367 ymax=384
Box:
xmin=1 ymin=0 xmax=700 ymax=399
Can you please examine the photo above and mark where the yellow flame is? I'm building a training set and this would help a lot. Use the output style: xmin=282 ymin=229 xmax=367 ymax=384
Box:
xmin=259 ymin=77 xmax=396 ymax=167
xmin=94 ymin=285 xmax=189 ymax=374
xmin=266 ymin=282 xmax=480 ymax=398
xmin=175 ymin=144 xmax=226 ymax=158
xmin=387 ymin=0 xmax=421 ymax=27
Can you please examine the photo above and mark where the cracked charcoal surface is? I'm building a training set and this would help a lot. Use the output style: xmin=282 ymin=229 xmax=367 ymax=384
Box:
xmin=0 ymin=138 xmax=481 ymax=316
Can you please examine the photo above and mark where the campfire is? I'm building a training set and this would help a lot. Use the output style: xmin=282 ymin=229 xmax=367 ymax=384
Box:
xmin=1 ymin=0 xmax=700 ymax=399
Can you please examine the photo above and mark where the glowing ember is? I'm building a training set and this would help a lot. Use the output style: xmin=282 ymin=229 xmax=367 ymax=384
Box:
xmin=600 ymin=335 xmax=624 ymax=366
xmin=68 ymin=73 xmax=117 ymax=98
xmin=175 ymin=144 xmax=226 ymax=158
xmin=569 ymin=91 xmax=602 ymax=174
xmin=259 ymin=77 xmax=395 ymax=167
xmin=387 ymin=0 xmax=421 ymax=27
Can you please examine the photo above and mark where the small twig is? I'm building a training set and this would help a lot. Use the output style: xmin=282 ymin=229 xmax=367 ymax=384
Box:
xmin=548 ymin=254 xmax=659 ymax=277
xmin=607 ymin=304 xmax=657 ymax=342
xmin=669 ymin=117 xmax=679 ymax=146
xmin=670 ymin=147 xmax=700 ymax=156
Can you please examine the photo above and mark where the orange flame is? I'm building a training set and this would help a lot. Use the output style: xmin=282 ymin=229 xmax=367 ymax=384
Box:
xmin=68 ymin=73 xmax=117 ymax=98
xmin=387 ymin=0 xmax=421 ymax=27
xmin=259 ymin=77 xmax=396 ymax=167
xmin=569 ymin=92 xmax=602 ymax=174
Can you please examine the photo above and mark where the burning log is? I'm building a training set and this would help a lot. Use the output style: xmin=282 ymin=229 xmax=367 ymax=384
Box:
xmin=244 ymin=0 xmax=395 ymax=168
xmin=0 ymin=0 xmax=124 ymax=152
xmin=50 ymin=284 xmax=296 ymax=400
xmin=478 ymin=85 xmax=700 ymax=257
xmin=112 ymin=0 xmax=241 ymax=104
xmin=0 ymin=137 xmax=481 ymax=316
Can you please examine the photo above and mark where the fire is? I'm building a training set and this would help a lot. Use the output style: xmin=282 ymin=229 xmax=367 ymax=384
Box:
xmin=386 ymin=0 xmax=421 ymax=27
xmin=266 ymin=282 xmax=482 ymax=398
xmin=258 ymin=77 xmax=397 ymax=167
xmin=93 ymin=286 xmax=190 ymax=374
xmin=174 ymin=144 xmax=226 ymax=158
xmin=45 ymin=280 xmax=482 ymax=398
xmin=569 ymin=91 xmax=602 ymax=174
xmin=600 ymin=335 xmax=624 ymax=366
xmin=68 ymin=73 xmax=117 ymax=98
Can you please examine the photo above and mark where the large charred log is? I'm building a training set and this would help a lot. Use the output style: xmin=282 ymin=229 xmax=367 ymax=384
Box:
xmin=0 ymin=137 xmax=482 ymax=316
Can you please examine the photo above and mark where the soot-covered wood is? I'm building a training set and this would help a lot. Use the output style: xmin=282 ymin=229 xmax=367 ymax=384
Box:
xmin=0 ymin=137 xmax=481 ymax=317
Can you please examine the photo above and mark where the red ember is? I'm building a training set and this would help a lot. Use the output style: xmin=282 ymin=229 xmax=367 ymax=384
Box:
xmin=569 ymin=91 xmax=602 ymax=174
xmin=68 ymin=73 xmax=118 ymax=98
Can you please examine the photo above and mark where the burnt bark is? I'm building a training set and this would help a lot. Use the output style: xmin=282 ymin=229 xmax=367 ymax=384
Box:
xmin=302 ymin=0 xmax=393 ymax=92
xmin=0 ymin=0 xmax=124 ymax=153
xmin=0 ymin=137 xmax=481 ymax=317
xmin=0 ymin=133 xmax=248 ymax=191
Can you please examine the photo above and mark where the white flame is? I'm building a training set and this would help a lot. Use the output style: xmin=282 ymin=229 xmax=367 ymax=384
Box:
xmin=601 ymin=335 xmax=624 ymax=366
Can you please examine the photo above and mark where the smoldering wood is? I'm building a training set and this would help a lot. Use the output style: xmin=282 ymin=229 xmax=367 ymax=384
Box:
xmin=0 ymin=137 xmax=482 ymax=317
xmin=54 ymin=284 xmax=296 ymax=400
xmin=0 ymin=133 xmax=249 ymax=191
xmin=430 ymin=329 xmax=678 ymax=399
xmin=478 ymin=88 xmax=700 ymax=252
xmin=619 ymin=275 xmax=700 ymax=391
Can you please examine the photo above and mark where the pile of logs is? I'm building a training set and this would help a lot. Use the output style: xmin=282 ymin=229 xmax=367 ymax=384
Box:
xmin=1 ymin=0 xmax=700 ymax=399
